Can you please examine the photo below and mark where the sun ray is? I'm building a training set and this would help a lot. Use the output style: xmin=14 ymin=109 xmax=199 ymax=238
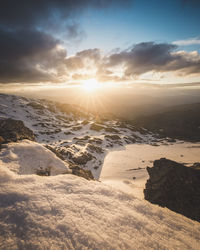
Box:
xmin=81 ymin=78 xmax=100 ymax=93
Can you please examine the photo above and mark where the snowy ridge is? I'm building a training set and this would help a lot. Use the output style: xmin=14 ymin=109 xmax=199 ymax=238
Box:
xmin=0 ymin=166 xmax=200 ymax=249
xmin=0 ymin=93 xmax=159 ymax=179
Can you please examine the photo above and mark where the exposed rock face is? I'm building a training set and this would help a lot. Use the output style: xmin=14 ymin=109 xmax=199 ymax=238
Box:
xmin=0 ymin=118 xmax=35 ymax=144
xmin=45 ymin=145 xmax=94 ymax=180
xmin=69 ymin=165 xmax=94 ymax=180
xmin=144 ymin=158 xmax=200 ymax=222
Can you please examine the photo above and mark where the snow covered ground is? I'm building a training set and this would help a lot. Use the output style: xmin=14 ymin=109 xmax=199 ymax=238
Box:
xmin=101 ymin=143 xmax=200 ymax=199
xmin=1 ymin=93 xmax=200 ymax=249
xmin=0 ymin=164 xmax=200 ymax=249
xmin=0 ymin=140 xmax=70 ymax=176
xmin=0 ymin=93 xmax=158 ymax=179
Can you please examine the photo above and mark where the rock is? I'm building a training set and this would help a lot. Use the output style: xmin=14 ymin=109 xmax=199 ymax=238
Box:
xmin=72 ymin=125 xmax=82 ymax=131
xmin=124 ymin=136 xmax=136 ymax=144
xmin=166 ymin=138 xmax=176 ymax=143
xmin=69 ymin=165 xmax=94 ymax=180
xmin=90 ymin=123 xmax=105 ymax=131
xmin=72 ymin=152 xmax=93 ymax=165
xmin=64 ymin=131 xmax=73 ymax=135
xmin=144 ymin=158 xmax=200 ymax=222
xmin=27 ymin=102 xmax=44 ymax=110
xmin=192 ymin=162 xmax=200 ymax=170
xmin=105 ymin=134 xmax=121 ymax=140
xmin=45 ymin=145 xmax=66 ymax=161
xmin=0 ymin=118 xmax=35 ymax=143
xmin=40 ymin=129 xmax=61 ymax=135
xmin=36 ymin=167 xmax=51 ymax=176
xmin=86 ymin=143 xmax=104 ymax=154
xmin=0 ymin=136 xmax=5 ymax=144
xmin=88 ymin=137 xmax=102 ymax=145
xmin=104 ymin=127 xmax=119 ymax=133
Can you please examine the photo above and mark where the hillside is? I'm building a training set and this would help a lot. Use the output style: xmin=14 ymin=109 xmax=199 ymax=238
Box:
xmin=132 ymin=103 xmax=200 ymax=142
xmin=0 ymin=94 xmax=200 ymax=249
xmin=0 ymin=93 xmax=157 ymax=179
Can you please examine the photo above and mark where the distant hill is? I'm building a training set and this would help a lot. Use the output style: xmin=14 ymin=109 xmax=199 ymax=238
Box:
xmin=132 ymin=103 xmax=200 ymax=142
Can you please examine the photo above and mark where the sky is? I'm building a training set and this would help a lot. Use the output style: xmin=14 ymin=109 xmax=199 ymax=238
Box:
xmin=0 ymin=0 xmax=200 ymax=87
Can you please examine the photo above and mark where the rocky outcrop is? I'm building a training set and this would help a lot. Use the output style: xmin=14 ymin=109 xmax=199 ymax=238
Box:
xmin=0 ymin=118 xmax=35 ymax=144
xmin=144 ymin=158 xmax=200 ymax=222
xmin=45 ymin=145 xmax=94 ymax=180
xmin=69 ymin=165 xmax=94 ymax=180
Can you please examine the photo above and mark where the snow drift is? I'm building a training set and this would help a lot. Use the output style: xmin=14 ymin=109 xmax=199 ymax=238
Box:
xmin=0 ymin=164 xmax=200 ymax=249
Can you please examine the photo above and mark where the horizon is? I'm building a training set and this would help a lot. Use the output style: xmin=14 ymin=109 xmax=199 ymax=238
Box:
xmin=0 ymin=0 xmax=200 ymax=94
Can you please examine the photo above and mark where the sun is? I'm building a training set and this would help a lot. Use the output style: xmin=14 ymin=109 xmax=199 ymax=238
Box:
xmin=81 ymin=78 xmax=100 ymax=93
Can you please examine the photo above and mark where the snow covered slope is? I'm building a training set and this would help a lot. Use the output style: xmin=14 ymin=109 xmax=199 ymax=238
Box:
xmin=0 ymin=140 xmax=70 ymax=176
xmin=0 ymin=93 xmax=199 ymax=249
xmin=0 ymin=93 xmax=160 ymax=179
xmin=0 ymin=166 xmax=200 ymax=250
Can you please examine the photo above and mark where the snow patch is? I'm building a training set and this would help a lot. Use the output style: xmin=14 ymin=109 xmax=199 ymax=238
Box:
xmin=0 ymin=140 xmax=70 ymax=176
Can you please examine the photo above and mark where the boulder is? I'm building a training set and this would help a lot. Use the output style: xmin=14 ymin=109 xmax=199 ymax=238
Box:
xmin=144 ymin=158 xmax=200 ymax=222
xmin=0 ymin=118 xmax=35 ymax=144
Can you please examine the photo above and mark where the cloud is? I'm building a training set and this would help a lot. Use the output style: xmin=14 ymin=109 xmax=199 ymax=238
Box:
xmin=173 ymin=37 xmax=200 ymax=46
xmin=0 ymin=1 xmax=131 ymax=30
xmin=0 ymin=0 xmax=131 ymax=83
xmin=99 ymin=42 xmax=200 ymax=80
xmin=0 ymin=29 xmax=67 ymax=83
xmin=65 ymin=49 xmax=101 ymax=75
xmin=62 ymin=42 xmax=200 ymax=82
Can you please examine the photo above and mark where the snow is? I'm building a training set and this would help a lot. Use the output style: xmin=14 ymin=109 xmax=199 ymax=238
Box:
xmin=0 ymin=140 xmax=70 ymax=176
xmin=0 ymin=93 xmax=157 ymax=179
xmin=101 ymin=143 xmax=200 ymax=199
xmin=0 ymin=94 xmax=200 ymax=249
xmin=0 ymin=164 xmax=200 ymax=249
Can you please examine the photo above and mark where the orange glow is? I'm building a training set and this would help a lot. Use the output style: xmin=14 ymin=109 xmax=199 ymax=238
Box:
xmin=81 ymin=78 xmax=100 ymax=93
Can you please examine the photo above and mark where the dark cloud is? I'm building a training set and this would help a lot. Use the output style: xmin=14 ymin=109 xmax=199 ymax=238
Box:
xmin=0 ymin=0 xmax=131 ymax=83
xmin=0 ymin=29 xmax=67 ymax=83
xmin=0 ymin=0 xmax=131 ymax=30
xmin=102 ymin=42 xmax=200 ymax=79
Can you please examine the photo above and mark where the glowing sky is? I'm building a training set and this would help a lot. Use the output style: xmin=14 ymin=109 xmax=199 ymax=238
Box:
xmin=0 ymin=0 xmax=200 ymax=86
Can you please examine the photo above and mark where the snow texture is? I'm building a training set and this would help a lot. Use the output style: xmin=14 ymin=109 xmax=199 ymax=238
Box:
xmin=0 ymin=165 xmax=200 ymax=250
xmin=0 ymin=140 xmax=70 ymax=175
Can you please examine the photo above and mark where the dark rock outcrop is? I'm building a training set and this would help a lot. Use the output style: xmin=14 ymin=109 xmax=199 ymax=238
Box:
xmin=0 ymin=118 xmax=35 ymax=144
xmin=144 ymin=158 xmax=200 ymax=222
xmin=69 ymin=165 xmax=94 ymax=180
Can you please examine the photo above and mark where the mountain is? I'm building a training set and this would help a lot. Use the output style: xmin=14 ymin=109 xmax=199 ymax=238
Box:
xmin=132 ymin=103 xmax=200 ymax=142
xmin=0 ymin=93 xmax=200 ymax=249
xmin=0 ymin=93 xmax=157 ymax=179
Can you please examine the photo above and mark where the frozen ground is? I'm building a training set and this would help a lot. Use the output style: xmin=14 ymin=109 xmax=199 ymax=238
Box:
xmin=101 ymin=143 xmax=200 ymax=199
xmin=0 ymin=164 xmax=200 ymax=249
